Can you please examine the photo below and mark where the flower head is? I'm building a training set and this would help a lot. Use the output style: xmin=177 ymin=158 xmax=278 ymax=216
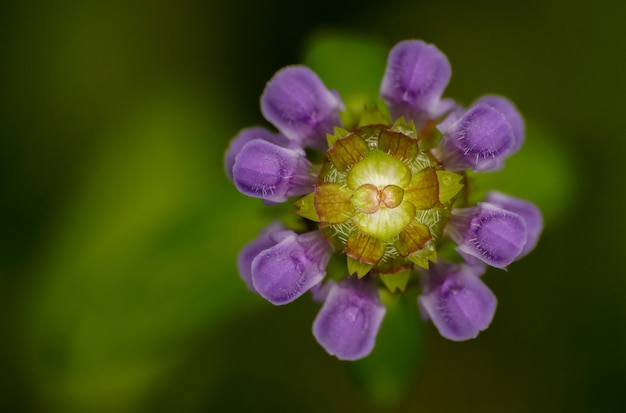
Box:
xmin=225 ymin=39 xmax=542 ymax=360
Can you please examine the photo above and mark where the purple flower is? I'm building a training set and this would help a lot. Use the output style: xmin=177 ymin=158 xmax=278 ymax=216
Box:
xmin=251 ymin=230 xmax=332 ymax=305
xmin=380 ymin=40 xmax=453 ymax=128
xmin=313 ymin=277 xmax=386 ymax=360
xmin=261 ymin=66 xmax=344 ymax=150
xmin=226 ymin=38 xmax=543 ymax=360
xmin=437 ymin=102 xmax=518 ymax=172
xmin=447 ymin=202 xmax=528 ymax=268
xmin=484 ymin=191 xmax=543 ymax=257
xmin=418 ymin=261 xmax=496 ymax=341
xmin=232 ymin=138 xmax=316 ymax=203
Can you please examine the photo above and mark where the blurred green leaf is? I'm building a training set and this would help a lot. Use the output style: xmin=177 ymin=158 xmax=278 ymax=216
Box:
xmin=303 ymin=30 xmax=388 ymax=117
xmin=19 ymin=94 xmax=267 ymax=413
xmin=380 ymin=271 xmax=411 ymax=293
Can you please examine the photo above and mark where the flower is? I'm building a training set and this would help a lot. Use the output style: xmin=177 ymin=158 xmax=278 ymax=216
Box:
xmin=225 ymin=39 xmax=542 ymax=360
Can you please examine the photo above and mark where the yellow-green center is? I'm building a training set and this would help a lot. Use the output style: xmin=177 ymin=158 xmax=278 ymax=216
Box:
xmin=345 ymin=151 xmax=416 ymax=240
xmin=294 ymin=120 xmax=465 ymax=277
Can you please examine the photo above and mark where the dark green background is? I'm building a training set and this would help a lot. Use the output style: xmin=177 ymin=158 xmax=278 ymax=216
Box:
xmin=1 ymin=0 xmax=624 ymax=412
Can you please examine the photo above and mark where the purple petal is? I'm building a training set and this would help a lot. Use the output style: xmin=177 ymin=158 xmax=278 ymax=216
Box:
xmin=237 ymin=221 xmax=287 ymax=292
xmin=312 ymin=277 xmax=386 ymax=360
xmin=380 ymin=40 xmax=452 ymax=127
xmin=251 ymin=230 xmax=332 ymax=305
xmin=438 ymin=103 xmax=516 ymax=172
xmin=225 ymin=127 xmax=291 ymax=181
xmin=260 ymin=65 xmax=343 ymax=150
xmin=474 ymin=95 xmax=525 ymax=152
xmin=232 ymin=139 xmax=315 ymax=203
xmin=418 ymin=261 xmax=495 ymax=341
xmin=447 ymin=203 xmax=527 ymax=268
xmin=485 ymin=191 xmax=543 ymax=257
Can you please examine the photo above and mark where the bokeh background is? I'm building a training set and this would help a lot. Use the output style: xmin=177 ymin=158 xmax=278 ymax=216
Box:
xmin=1 ymin=0 xmax=625 ymax=412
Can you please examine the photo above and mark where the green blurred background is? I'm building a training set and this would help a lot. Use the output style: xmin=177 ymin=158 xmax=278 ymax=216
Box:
xmin=1 ymin=0 xmax=624 ymax=412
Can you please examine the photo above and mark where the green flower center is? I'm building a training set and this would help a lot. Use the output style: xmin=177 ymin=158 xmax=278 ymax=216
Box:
xmin=294 ymin=118 xmax=464 ymax=277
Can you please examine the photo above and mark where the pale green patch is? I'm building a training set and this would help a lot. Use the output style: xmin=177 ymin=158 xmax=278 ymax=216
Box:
xmin=347 ymin=150 xmax=411 ymax=189
xmin=437 ymin=170 xmax=464 ymax=203
xmin=347 ymin=256 xmax=374 ymax=278
xmin=407 ymin=241 xmax=438 ymax=269
xmin=293 ymin=193 xmax=320 ymax=222
xmin=380 ymin=271 xmax=411 ymax=293
xmin=390 ymin=117 xmax=418 ymax=138
xmin=352 ymin=201 xmax=416 ymax=240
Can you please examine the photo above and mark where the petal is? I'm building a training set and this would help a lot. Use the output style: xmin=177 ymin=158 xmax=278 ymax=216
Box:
xmin=260 ymin=65 xmax=343 ymax=150
xmin=438 ymin=103 xmax=516 ymax=172
xmin=448 ymin=203 xmax=527 ymax=268
xmin=225 ymin=127 xmax=293 ymax=181
xmin=251 ymin=231 xmax=331 ymax=305
xmin=312 ymin=277 xmax=386 ymax=360
xmin=418 ymin=261 xmax=495 ymax=341
xmin=485 ymin=191 xmax=543 ymax=257
xmin=474 ymin=95 xmax=525 ymax=152
xmin=380 ymin=40 xmax=451 ymax=126
xmin=232 ymin=139 xmax=315 ymax=203
xmin=236 ymin=221 xmax=287 ymax=292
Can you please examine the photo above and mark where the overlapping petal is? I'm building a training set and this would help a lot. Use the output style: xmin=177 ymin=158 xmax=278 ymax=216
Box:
xmin=251 ymin=230 xmax=332 ymax=305
xmin=418 ymin=261 xmax=496 ymax=341
xmin=485 ymin=191 xmax=543 ymax=257
xmin=261 ymin=65 xmax=343 ymax=150
xmin=438 ymin=103 xmax=516 ymax=172
xmin=232 ymin=138 xmax=315 ymax=203
xmin=225 ymin=127 xmax=299 ymax=181
xmin=312 ymin=277 xmax=386 ymax=360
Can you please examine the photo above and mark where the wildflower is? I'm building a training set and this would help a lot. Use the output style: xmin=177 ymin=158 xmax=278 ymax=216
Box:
xmin=225 ymin=39 xmax=542 ymax=360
